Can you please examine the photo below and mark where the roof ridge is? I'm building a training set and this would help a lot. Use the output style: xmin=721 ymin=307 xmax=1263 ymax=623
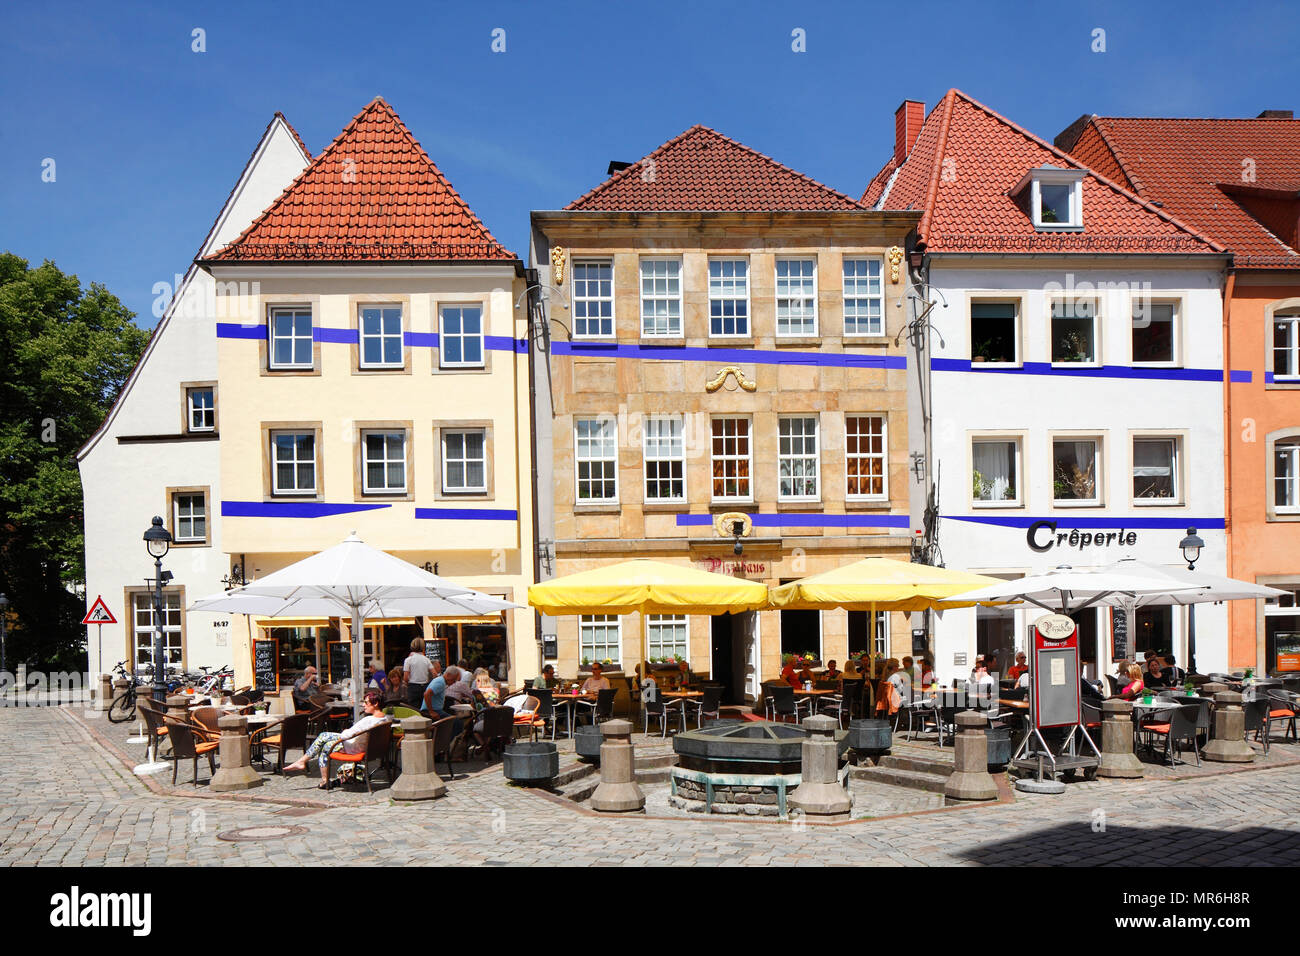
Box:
xmin=917 ymin=91 xmax=957 ymax=245
xmin=564 ymin=124 xmax=865 ymax=211
xmin=1089 ymin=117 xmax=1143 ymax=194
xmin=939 ymin=89 xmax=1224 ymax=254
xmin=274 ymin=111 xmax=313 ymax=163
xmin=1093 ymin=115 xmax=1300 ymax=124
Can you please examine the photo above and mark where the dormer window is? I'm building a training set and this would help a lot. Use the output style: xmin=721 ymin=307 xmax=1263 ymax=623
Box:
xmin=1016 ymin=167 xmax=1084 ymax=231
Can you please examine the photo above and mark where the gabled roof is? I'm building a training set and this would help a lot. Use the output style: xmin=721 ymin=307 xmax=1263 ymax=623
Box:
xmin=206 ymin=98 xmax=516 ymax=262
xmin=1061 ymin=115 xmax=1300 ymax=267
xmin=863 ymin=90 xmax=1222 ymax=257
xmin=565 ymin=125 xmax=865 ymax=212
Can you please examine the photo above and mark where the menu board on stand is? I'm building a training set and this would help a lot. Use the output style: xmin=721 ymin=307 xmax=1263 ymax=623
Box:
xmin=253 ymin=639 xmax=278 ymax=693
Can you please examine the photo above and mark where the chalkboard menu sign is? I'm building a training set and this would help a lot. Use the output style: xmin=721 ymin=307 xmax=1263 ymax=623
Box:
xmin=1111 ymin=609 xmax=1129 ymax=661
xmin=426 ymin=637 xmax=447 ymax=669
xmin=253 ymin=639 xmax=278 ymax=692
xmin=329 ymin=642 xmax=352 ymax=684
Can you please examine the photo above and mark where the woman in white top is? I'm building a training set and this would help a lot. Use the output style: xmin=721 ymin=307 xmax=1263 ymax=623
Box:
xmin=285 ymin=691 xmax=390 ymax=789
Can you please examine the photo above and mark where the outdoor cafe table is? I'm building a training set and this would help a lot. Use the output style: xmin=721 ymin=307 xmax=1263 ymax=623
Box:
xmin=549 ymin=690 xmax=595 ymax=736
xmin=793 ymin=687 xmax=836 ymax=715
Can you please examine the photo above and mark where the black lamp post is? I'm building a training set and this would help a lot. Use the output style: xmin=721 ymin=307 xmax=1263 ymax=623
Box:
xmin=1180 ymin=527 xmax=1204 ymax=676
xmin=0 ymin=593 xmax=8 ymax=679
xmin=143 ymin=516 xmax=173 ymax=703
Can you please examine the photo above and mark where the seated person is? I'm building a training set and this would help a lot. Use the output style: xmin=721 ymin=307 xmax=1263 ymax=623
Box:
xmin=676 ymin=660 xmax=698 ymax=688
xmin=382 ymin=667 xmax=406 ymax=706
xmin=443 ymin=666 xmax=473 ymax=707
xmin=797 ymin=664 xmax=816 ymax=686
xmin=292 ymin=666 xmax=319 ymax=711
xmin=1006 ymin=652 xmax=1029 ymax=682
xmin=920 ymin=659 xmax=936 ymax=686
xmin=421 ymin=662 xmax=449 ymax=718
xmin=780 ymin=661 xmax=801 ymax=688
xmin=580 ymin=662 xmax=611 ymax=695
xmin=1163 ymin=653 xmax=1185 ymax=685
xmin=841 ymin=659 xmax=860 ymax=680
xmin=366 ymin=659 xmax=388 ymax=695
xmin=823 ymin=660 xmax=842 ymax=680
xmin=1080 ymin=674 xmax=1105 ymax=704
xmin=1118 ymin=663 xmax=1146 ymax=701
xmin=888 ymin=657 xmax=912 ymax=702
xmin=876 ymin=660 xmax=903 ymax=715
xmin=1144 ymin=656 xmax=1170 ymax=688
xmin=284 ymin=691 xmax=390 ymax=789
xmin=474 ymin=670 xmax=501 ymax=707
xmin=1002 ymin=668 xmax=1029 ymax=700
xmin=533 ymin=664 xmax=559 ymax=690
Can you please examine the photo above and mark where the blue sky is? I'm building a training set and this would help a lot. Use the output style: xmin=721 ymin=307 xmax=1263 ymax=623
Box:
xmin=2 ymin=0 xmax=1296 ymax=325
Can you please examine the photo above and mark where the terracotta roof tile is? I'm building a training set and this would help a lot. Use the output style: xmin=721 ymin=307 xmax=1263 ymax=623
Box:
xmin=864 ymin=90 xmax=1222 ymax=257
xmin=207 ymin=98 xmax=515 ymax=262
xmin=566 ymin=125 xmax=864 ymax=211
xmin=1064 ymin=115 xmax=1300 ymax=267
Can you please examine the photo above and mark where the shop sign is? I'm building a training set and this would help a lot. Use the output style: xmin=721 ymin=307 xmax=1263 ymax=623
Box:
xmin=695 ymin=557 xmax=768 ymax=577
xmin=1027 ymin=520 xmax=1138 ymax=554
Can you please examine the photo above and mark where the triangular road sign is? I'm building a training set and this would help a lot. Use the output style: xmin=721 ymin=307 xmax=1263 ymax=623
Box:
xmin=82 ymin=596 xmax=117 ymax=625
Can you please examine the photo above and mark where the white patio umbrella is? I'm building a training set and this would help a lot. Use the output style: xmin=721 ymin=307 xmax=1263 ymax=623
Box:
xmin=947 ymin=564 xmax=1207 ymax=616
xmin=188 ymin=534 xmax=519 ymax=718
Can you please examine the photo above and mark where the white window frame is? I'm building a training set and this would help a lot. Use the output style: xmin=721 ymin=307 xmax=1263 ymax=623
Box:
xmin=708 ymin=258 xmax=750 ymax=338
xmin=1131 ymin=298 xmax=1181 ymax=368
xmin=133 ymin=591 xmax=183 ymax=670
xmin=775 ymin=257 xmax=818 ymax=337
xmin=1052 ymin=436 xmax=1103 ymax=507
xmin=172 ymin=492 xmax=207 ymax=543
xmin=439 ymin=305 xmax=485 ymax=369
xmin=1274 ymin=314 xmax=1300 ymax=381
xmin=1132 ymin=436 xmax=1183 ymax=506
xmin=187 ymin=387 xmax=215 ymax=432
xmin=1050 ymin=298 xmax=1101 ymax=367
xmin=639 ymin=258 xmax=682 ymax=337
xmin=642 ymin=416 xmax=686 ymax=503
xmin=971 ymin=437 xmax=1023 ymax=508
xmin=843 ymin=258 xmax=884 ymax=336
xmin=441 ymin=428 xmax=487 ymax=494
xmin=778 ymin=416 xmax=820 ymax=502
xmin=358 ymin=304 xmax=404 ymax=369
xmin=1028 ymin=169 xmax=1084 ymax=230
xmin=574 ymin=417 xmax=618 ymax=503
xmin=361 ymin=430 xmax=407 ymax=495
xmin=1275 ymin=441 xmax=1300 ymax=515
xmin=579 ymin=614 xmax=622 ymax=665
xmin=845 ymin=414 xmax=888 ymax=501
xmin=571 ymin=259 xmax=614 ymax=339
xmin=969 ymin=299 xmax=1021 ymax=367
xmin=270 ymin=430 xmax=317 ymax=497
xmin=646 ymin=614 xmax=689 ymax=661
xmin=268 ymin=306 xmax=314 ymax=370
xmin=710 ymin=417 xmax=753 ymax=503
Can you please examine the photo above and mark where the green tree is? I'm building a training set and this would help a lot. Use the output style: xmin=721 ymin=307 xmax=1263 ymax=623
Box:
xmin=0 ymin=253 xmax=149 ymax=670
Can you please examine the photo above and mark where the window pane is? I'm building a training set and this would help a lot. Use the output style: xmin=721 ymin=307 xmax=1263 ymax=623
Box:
xmin=1276 ymin=318 xmax=1299 ymax=378
xmin=970 ymin=303 xmax=1016 ymax=363
xmin=1039 ymin=183 xmax=1072 ymax=224
xmin=846 ymin=416 xmax=886 ymax=498
xmin=1133 ymin=302 xmax=1175 ymax=363
xmin=843 ymin=259 xmax=883 ymax=335
xmin=972 ymin=440 xmax=1017 ymax=502
xmin=1277 ymin=445 xmax=1299 ymax=509
xmin=1133 ymin=439 xmax=1176 ymax=499
xmin=1051 ymin=301 xmax=1096 ymax=363
xmin=1053 ymin=440 xmax=1098 ymax=501
xmin=573 ymin=262 xmax=614 ymax=337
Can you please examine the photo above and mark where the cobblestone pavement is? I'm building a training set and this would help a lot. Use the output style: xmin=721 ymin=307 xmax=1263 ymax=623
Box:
xmin=3 ymin=705 xmax=1300 ymax=866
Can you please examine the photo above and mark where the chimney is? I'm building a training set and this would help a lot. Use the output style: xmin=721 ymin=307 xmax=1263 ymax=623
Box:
xmin=1257 ymin=109 xmax=1293 ymax=119
xmin=895 ymin=100 xmax=925 ymax=165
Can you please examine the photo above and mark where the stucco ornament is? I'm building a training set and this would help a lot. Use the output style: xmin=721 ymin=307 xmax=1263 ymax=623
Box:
xmin=704 ymin=365 xmax=757 ymax=393
xmin=550 ymin=245 xmax=566 ymax=286
xmin=887 ymin=245 xmax=904 ymax=284
xmin=714 ymin=512 xmax=753 ymax=538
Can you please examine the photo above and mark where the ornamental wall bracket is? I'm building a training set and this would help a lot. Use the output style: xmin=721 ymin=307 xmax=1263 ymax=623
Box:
xmin=550 ymin=245 xmax=566 ymax=286
xmin=886 ymin=245 xmax=904 ymax=285
xmin=704 ymin=365 xmax=757 ymax=393
xmin=714 ymin=512 xmax=753 ymax=539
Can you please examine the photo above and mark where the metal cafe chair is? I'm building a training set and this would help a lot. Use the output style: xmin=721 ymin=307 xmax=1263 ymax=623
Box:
xmin=1140 ymin=702 xmax=1202 ymax=767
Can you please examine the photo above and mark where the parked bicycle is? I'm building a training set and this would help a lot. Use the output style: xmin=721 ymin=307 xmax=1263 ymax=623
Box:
xmin=107 ymin=661 xmax=146 ymax=723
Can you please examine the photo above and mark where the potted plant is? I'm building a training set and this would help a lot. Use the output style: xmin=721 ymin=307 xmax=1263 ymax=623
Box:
xmin=973 ymin=469 xmax=992 ymax=500
xmin=1184 ymin=679 xmax=1195 ymax=697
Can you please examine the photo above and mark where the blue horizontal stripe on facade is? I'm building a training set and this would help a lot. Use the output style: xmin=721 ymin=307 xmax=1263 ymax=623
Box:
xmin=215 ymin=323 xmax=265 ymax=340
xmin=314 ymin=327 xmax=357 ymax=344
xmin=415 ymin=507 xmax=518 ymax=521
xmin=222 ymin=501 xmax=391 ymax=518
xmin=216 ymin=325 xmax=525 ymax=353
xmin=932 ymin=358 xmax=1249 ymax=383
xmin=946 ymin=514 xmax=1226 ymax=531
xmin=554 ymin=342 xmax=906 ymax=370
xmin=675 ymin=512 xmax=911 ymax=528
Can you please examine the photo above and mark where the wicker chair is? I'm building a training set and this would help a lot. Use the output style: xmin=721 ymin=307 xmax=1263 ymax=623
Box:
xmin=165 ymin=720 xmax=219 ymax=786
xmin=326 ymin=721 xmax=393 ymax=793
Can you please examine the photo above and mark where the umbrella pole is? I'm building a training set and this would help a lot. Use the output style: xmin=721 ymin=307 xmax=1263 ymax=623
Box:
xmin=351 ymin=605 xmax=363 ymax=723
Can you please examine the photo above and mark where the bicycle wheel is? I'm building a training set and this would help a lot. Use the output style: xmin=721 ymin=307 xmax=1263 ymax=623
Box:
xmin=108 ymin=690 xmax=136 ymax=723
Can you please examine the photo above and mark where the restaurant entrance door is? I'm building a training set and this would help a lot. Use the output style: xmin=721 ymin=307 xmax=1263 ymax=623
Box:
xmin=712 ymin=611 xmax=760 ymax=706
xmin=711 ymin=614 xmax=736 ymax=705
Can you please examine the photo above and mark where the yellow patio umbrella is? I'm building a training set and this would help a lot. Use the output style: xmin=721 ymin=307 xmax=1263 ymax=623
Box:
xmin=769 ymin=557 xmax=1015 ymax=659
xmin=528 ymin=559 xmax=769 ymax=667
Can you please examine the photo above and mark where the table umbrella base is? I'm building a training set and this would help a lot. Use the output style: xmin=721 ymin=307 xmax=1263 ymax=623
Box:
xmin=1014 ymin=777 xmax=1066 ymax=794
xmin=133 ymin=761 xmax=170 ymax=776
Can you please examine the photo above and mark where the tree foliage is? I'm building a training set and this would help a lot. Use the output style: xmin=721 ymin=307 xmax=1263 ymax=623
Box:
xmin=0 ymin=253 xmax=149 ymax=669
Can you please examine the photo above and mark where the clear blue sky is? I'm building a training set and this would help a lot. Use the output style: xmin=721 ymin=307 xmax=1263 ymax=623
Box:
xmin=2 ymin=0 xmax=1295 ymax=325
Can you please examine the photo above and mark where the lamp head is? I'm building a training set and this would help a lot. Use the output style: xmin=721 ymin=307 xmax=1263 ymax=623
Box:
xmin=143 ymin=515 xmax=172 ymax=559
xmin=1179 ymin=527 xmax=1204 ymax=570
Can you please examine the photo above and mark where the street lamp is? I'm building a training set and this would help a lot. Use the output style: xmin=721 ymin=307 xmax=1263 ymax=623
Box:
xmin=0 ymin=593 xmax=8 ymax=680
xmin=143 ymin=516 xmax=173 ymax=703
xmin=1179 ymin=527 xmax=1204 ymax=676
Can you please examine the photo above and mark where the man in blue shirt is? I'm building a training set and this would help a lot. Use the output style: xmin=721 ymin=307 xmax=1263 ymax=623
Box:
xmin=421 ymin=661 xmax=449 ymax=718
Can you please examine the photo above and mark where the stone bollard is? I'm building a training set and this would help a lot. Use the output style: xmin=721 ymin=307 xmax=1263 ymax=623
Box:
xmin=1096 ymin=699 xmax=1143 ymax=779
xmin=208 ymin=715 xmax=264 ymax=791
xmin=166 ymin=694 xmax=191 ymax=723
xmin=944 ymin=711 xmax=999 ymax=802
xmin=390 ymin=716 xmax=447 ymax=801
xmin=788 ymin=714 xmax=852 ymax=822
xmin=1203 ymin=690 xmax=1255 ymax=763
xmin=97 ymin=674 xmax=113 ymax=711
xmin=589 ymin=719 xmax=645 ymax=813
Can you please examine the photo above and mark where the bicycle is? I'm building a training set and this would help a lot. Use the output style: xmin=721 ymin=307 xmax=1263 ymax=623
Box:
xmin=107 ymin=661 xmax=145 ymax=723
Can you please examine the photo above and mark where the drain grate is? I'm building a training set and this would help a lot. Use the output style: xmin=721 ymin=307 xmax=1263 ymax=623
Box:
xmin=217 ymin=824 xmax=310 ymax=842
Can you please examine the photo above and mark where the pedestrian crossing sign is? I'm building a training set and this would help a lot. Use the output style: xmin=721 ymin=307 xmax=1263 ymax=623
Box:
xmin=81 ymin=596 xmax=117 ymax=625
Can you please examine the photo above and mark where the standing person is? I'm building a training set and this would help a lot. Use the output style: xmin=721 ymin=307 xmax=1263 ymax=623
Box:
xmin=403 ymin=638 xmax=433 ymax=710
xmin=284 ymin=691 xmax=391 ymax=789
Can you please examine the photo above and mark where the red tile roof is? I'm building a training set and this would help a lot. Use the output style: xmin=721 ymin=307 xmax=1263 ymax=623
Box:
xmin=566 ymin=125 xmax=865 ymax=211
xmin=1062 ymin=115 xmax=1300 ymax=268
xmin=863 ymin=90 xmax=1222 ymax=257
xmin=207 ymin=98 xmax=515 ymax=262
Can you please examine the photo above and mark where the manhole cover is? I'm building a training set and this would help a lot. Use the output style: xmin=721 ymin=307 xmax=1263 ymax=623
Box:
xmin=217 ymin=824 xmax=310 ymax=842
